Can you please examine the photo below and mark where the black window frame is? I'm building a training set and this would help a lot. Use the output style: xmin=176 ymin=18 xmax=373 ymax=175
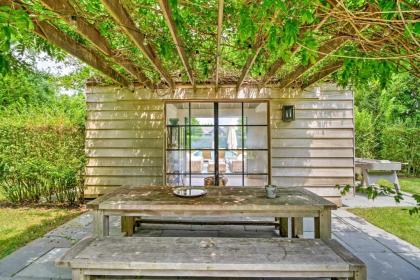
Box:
xmin=165 ymin=101 xmax=269 ymax=187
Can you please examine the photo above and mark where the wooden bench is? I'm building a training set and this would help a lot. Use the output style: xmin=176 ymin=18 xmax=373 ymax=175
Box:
xmin=57 ymin=237 xmax=366 ymax=280
xmin=355 ymin=158 xmax=402 ymax=191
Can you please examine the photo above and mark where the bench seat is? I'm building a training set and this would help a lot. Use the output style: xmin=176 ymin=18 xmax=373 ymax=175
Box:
xmin=57 ymin=237 xmax=366 ymax=280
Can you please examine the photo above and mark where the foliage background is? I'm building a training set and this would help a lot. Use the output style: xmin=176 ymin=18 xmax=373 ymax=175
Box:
xmin=0 ymin=65 xmax=86 ymax=204
xmin=354 ymin=73 xmax=419 ymax=176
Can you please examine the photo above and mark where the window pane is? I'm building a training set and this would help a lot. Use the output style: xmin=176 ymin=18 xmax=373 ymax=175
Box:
xmin=219 ymin=103 xmax=242 ymax=125
xmin=191 ymin=174 xmax=214 ymax=187
xmin=166 ymin=103 xmax=189 ymax=125
xmin=220 ymin=175 xmax=243 ymax=186
xmin=218 ymin=150 xmax=228 ymax=175
xmin=244 ymin=103 xmax=267 ymax=125
xmin=191 ymin=127 xmax=214 ymax=149
xmin=244 ymin=151 xmax=268 ymax=174
xmin=166 ymin=151 xmax=189 ymax=173
xmin=218 ymin=126 xmax=242 ymax=149
xmin=190 ymin=150 xmax=214 ymax=174
xmin=244 ymin=126 xmax=267 ymax=149
xmin=167 ymin=174 xmax=189 ymax=187
xmin=224 ymin=150 xmax=243 ymax=174
xmin=205 ymin=152 xmax=230 ymax=175
xmin=191 ymin=103 xmax=214 ymax=125
xmin=244 ymin=175 xmax=268 ymax=186
xmin=167 ymin=126 xmax=188 ymax=149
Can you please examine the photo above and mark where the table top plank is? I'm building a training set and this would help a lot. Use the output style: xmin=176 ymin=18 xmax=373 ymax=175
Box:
xmin=88 ymin=186 xmax=336 ymax=212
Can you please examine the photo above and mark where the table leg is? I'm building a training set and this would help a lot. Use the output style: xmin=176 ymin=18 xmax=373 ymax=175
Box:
xmin=137 ymin=216 xmax=142 ymax=228
xmin=354 ymin=266 xmax=367 ymax=280
xmin=276 ymin=217 xmax=288 ymax=237
xmin=393 ymin=171 xmax=401 ymax=192
xmin=121 ymin=216 xmax=135 ymax=236
xmin=315 ymin=209 xmax=331 ymax=239
xmin=362 ymin=168 xmax=369 ymax=187
xmin=94 ymin=210 xmax=109 ymax=238
xmin=72 ymin=269 xmax=90 ymax=280
xmin=291 ymin=217 xmax=303 ymax=238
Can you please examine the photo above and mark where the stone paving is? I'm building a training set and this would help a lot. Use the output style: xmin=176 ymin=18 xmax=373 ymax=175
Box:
xmin=342 ymin=192 xmax=417 ymax=208
xmin=0 ymin=195 xmax=419 ymax=280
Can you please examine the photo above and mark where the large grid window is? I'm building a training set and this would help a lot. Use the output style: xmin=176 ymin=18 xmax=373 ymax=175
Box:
xmin=166 ymin=102 xmax=269 ymax=187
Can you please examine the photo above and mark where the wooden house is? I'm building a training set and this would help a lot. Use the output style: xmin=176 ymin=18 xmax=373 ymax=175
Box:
xmin=84 ymin=84 xmax=354 ymax=206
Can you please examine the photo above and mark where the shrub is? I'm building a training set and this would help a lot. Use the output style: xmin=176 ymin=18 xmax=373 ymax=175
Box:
xmin=381 ymin=126 xmax=420 ymax=176
xmin=354 ymin=108 xmax=377 ymax=159
xmin=0 ymin=110 xmax=85 ymax=205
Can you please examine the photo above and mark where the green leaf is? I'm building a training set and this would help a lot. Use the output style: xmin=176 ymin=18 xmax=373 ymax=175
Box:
xmin=378 ymin=0 xmax=396 ymax=19
xmin=281 ymin=19 xmax=298 ymax=47
xmin=267 ymin=26 xmax=278 ymax=51
xmin=238 ymin=7 xmax=256 ymax=43
xmin=414 ymin=22 xmax=420 ymax=36
xmin=301 ymin=10 xmax=314 ymax=24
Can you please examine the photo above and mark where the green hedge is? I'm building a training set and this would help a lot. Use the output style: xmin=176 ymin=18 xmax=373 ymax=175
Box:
xmin=0 ymin=116 xmax=85 ymax=204
xmin=381 ymin=126 xmax=420 ymax=176
xmin=354 ymin=108 xmax=377 ymax=159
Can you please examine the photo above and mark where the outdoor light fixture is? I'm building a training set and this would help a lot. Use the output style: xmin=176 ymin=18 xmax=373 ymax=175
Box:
xmin=282 ymin=105 xmax=295 ymax=122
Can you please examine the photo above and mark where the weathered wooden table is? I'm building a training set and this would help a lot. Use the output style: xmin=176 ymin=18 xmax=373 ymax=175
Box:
xmin=87 ymin=186 xmax=337 ymax=239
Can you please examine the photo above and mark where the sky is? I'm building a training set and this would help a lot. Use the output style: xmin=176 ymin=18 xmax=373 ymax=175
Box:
xmin=13 ymin=49 xmax=84 ymax=95
xmin=35 ymin=52 xmax=80 ymax=76
xmin=35 ymin=54 xmax=83 ymax=95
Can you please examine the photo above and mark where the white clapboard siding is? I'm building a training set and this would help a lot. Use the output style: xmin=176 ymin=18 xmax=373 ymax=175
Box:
xmin=272 ymin=119 xmax=353 ymax=129
xmin=271 ymin=168 xmax=354 ymax=177
xmin=272 ymin=148 xmax=354 ymax=158
xmin=272 ymin=139 xmax=353 ymax=148
xmin=271 ymin=100 xmax=353 ymax=110
xmin=271 ymin=158 xmax=353 ymax=168
xmin=270 ymin=87 xmax=354 ymax=206
xmin=86 ymin=120 xmax=163 ymax=130
xmin=86 ymin=157 xmax=163 ymax=167
xmin=86 ymin=91 xmax=153 ymax=102
xmin=87 ymin=111 xmax=164 ymax=120
xmin=85 ymin=92 xmax=164 ymax=195
xmin=271 ymin=129 xmax=353 ymax=139
xmin=87 ymin=102 xmax=163 ymax=111
xmin=85 ymin=167 xmax=162 ymax=176
xmin=86 ymin=130 xmax=163 ymax=139
xmin=86 ymin=139 xmax=163 ymax=148
xmin=86 ymin=148 xmax=162 ymax=158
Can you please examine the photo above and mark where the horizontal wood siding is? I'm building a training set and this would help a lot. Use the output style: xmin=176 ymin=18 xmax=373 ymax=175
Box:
xmin=85 ymin=89 xmax=164 ymax=197
xmin=85 ymin=84 xmax=354 ymax=205
xmin=270 ymin=87 xmax=354 ymax=205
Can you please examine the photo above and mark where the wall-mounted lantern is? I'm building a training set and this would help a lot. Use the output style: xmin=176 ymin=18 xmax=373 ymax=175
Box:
xmin=282 ymin=105 xmax=295 ymax=122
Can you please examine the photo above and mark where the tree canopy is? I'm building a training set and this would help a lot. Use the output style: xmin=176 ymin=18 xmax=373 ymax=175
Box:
xmin=0 ymin=0 xmax=419 ymax=89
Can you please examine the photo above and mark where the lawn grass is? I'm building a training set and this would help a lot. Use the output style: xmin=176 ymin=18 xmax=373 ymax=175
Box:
xmin=348 ymin=207 xmax=420 ymax=248
xmin=400 ymin=177 xmax=420 ymax=195
xmin=0 ymin=206 xmax=82 ymax=259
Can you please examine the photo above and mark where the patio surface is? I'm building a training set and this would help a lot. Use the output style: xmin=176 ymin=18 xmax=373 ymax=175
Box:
xmin=0 ymin=194 xmax=419 ymax=280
